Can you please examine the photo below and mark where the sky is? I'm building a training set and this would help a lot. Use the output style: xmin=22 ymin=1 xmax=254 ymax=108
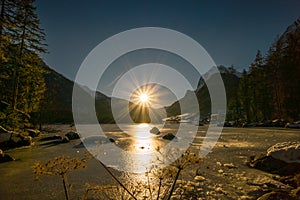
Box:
xmin=35 ymin=0 xmax=299 ymax=98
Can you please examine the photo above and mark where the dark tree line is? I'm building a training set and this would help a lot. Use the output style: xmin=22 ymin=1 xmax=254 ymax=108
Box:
xmin=229 ymin=27 xmax=300 ymax=122
xmin=0 ymin=0 xmax=47 ymax=130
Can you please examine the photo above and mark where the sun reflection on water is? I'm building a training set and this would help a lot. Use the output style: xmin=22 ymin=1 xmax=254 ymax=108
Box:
xmin=133 ymin=123 xmax=155 ymax=153
xmin=127 ymin=123 xmax=159 ymax=173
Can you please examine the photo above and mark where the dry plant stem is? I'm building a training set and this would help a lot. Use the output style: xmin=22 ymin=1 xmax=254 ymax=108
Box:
xmin=166 ymin=168 xmax=182 ymax=200
xmin=98 ymin=160 xmax=137 ymax=200
xmin=62 ymin=174 xmax=70 ymax=200
xmin=147 ymin=174 xmax=153 ymax=200
xmin=156 ymin=178 xmax=162 ymax=200
xmin=162 ymin=181 xmax=172 ymax=199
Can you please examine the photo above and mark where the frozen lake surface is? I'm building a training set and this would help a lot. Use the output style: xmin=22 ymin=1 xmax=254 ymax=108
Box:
xmin=0 ymin=124 xmax=299 ymax=199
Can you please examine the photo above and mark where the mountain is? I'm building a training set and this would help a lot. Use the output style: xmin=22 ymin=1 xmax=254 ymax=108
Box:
xmin=40 ymin=62 xmax=114 ymax=123
xmin=196 ymin=65 xmax=240 ymax=93
xmin=42 ymin=63 xmax=241 ymax=123
xmin=40 ymin=63 xmax=74 ymax=123
xmin=41 ymin=63 xmax=166 ymax=124
xmin=166 ymin=66 xmax=240 ymax=118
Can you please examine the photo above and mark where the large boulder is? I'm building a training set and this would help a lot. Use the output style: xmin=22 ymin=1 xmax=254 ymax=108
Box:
xmin=65 ymin=131 xmax=80 ymax=140
xmin=150 ymin=127 xmax=160 ymax=135
xmin=267 ymin=142 xmax=300 ymax=163
xmin=249 ymin=154 xmax=287 ymax=174
xmin=249 ymin=142 xmax=300 ymax=175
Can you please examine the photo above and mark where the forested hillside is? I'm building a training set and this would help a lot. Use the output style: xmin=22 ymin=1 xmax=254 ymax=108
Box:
xmin=167 ymin=18 xmax=300 ymax=123
xmin=231 ymin=18 xmax=300 ymax=122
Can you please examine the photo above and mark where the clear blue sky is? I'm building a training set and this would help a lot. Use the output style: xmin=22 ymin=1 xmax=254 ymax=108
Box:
xmin=36 ymin=0 xmax=299 ymax=82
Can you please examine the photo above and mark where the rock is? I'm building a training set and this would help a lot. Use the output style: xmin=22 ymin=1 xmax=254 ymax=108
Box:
xmin=27 ymin=129 xmax=40 ymax=137
xmin=162 ymin=133 xmax=176 ymax=140
xmin=194 ymin=176 xmax=206 ymax=182
xmin=249 ymin=154 xmax=286 ymax=171
xmin=3 ymin=154 xmax=14 ymax=162
xmin=4 ymin=137 xmax=20 ymax=149
xmin=0 ymin=149 xmax=15 ymax=163
xmin=109 ymin=138 xmax=115 ymax=143
xmin=249 ymin=153 xmax=300 ymax=176
xmin=0 ymin=132 xmax=35 ymax=149
xmin=40 ymin=135 xmax=62 ymax=141
xmin=83 ymin=136 xmax=110 ymax=145
xmin=223 ymin=163 xmax=237 ymax=168
xmin=249 ymin=142 xmax=300 ymax=175
xmin=215 ymin=187 xmax=224 ymax=193
xmin=257 ymin=191 xmax=295 ymax=200
xmin=74 ymin=141 xmax=84 ymax=147
xmin=239 ymin=196 xmax=252 ymax=200
xmin=65 ymin=131 xmax=80 ymax=140
xmin=267 ymin=142 xmax=300 ymax=163
xmin=21 ymin=136 xmax=32 ymax=146
xmin=150 ymin=127 xmax=160 ymax=134
xmin=61 ymin=136 xmax=70 ymax=143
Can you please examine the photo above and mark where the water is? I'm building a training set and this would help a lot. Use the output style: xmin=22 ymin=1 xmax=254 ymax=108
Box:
xmin=76 ymin=123 xmax=201 ymax=173
xmin=82 ymin=123 xmax=167 ymax=173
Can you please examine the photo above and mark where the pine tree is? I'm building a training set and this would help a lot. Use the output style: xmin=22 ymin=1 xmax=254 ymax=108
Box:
xmin=238 ymin=70 xmax=251 ymax=122
xmin=264 ymin=32 xmax=300 ymax=121
xmin=0 ymin=0 xmax=15 ymax=99
xmin=11 ymin=0 xmax=47 ymax=110
xmin=248 ymin=50 xmax=261 ymax=121
xmin=0 ymin=0 xmax=17 ymax=63
xmin=265 ymin=38 xmax=285 ymax=119
xmin=247 ymin=50 xmax=272 ymax=121
xmin=0 ymin=0 xmax=47 ymax=130
xmin=281 ymin=31 xmax=300 ymax=119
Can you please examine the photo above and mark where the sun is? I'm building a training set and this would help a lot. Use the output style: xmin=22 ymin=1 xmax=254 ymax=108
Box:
xmin=139 ymin=93 xmax=149 ymax=102
xmin=130 ymin=85 xmax=158 ymax=107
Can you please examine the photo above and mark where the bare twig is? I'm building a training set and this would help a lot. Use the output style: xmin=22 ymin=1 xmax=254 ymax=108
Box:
xmin=97 ymin=160 xmax=137 ymax=200
xmin=156 ymin=178 xmax=162 ymax=200
xmin=166 ymin=168 xmax=182 ymax=200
